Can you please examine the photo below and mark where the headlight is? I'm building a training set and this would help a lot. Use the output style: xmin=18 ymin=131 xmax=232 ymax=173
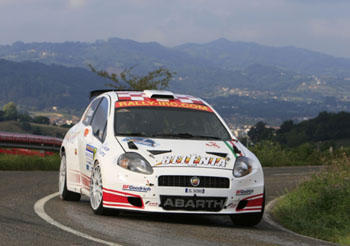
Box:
xmin=233 ymin=156 xmax=253 ymax=177
xmin=117 ymin=152 xmax=153 ymax=175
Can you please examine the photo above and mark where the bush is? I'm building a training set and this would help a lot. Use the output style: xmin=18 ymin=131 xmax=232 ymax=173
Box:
xmin=250 ymin=141 xmax=324 ymax=166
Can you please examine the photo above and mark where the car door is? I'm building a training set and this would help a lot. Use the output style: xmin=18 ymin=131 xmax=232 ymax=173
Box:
xmin=77 ymin=97 xmax=102 ymax=183
xmin=80 ymin=97 xmax=110 ymax=181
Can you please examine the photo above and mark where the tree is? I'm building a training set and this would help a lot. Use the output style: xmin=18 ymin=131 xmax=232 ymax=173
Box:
xmin=32 ymin=116 xmax=50 ymax=125
xmin=248 ymin=121 xmax=275 ymax=144
xmin=88 ymin=64 xmax=175 ymax=90
xmin=18 ymin=111 xmax=32 ymax=122
xmin=277 ymin=120 xmax=294 ymax=134
xmin=3 ymin=102 xmax=18 ymax=120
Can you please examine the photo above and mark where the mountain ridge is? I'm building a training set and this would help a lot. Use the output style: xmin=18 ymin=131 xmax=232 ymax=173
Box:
xmin=1 ymin=37 xmax=350 ymax=124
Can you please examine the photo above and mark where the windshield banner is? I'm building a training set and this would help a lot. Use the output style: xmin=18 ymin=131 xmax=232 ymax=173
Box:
xmin=115 ymin=100 xmax=213 ymax=112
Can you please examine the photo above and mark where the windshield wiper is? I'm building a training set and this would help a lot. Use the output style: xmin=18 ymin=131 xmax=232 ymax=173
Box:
xmin=192 ymin=135 xmax=222 ymax=140
xmin=151 ymin=133 xmax=193 ymax=138
xmin=116 ymin=132 xmax=147 ymax=137
xmin=152 ymin=133 xmax=222 ymax=140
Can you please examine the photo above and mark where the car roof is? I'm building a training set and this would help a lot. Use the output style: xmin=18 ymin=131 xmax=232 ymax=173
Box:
xmin=91 ymin=90 xmax=207 ymax=106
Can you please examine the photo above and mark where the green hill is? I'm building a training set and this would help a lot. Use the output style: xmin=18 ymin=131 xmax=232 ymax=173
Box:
xmin=0 ymin=59 xmax=109 ymax=111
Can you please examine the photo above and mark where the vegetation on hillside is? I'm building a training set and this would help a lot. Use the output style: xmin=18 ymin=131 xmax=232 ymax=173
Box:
xmin=245 ymin=111 xmax=350 ymax=166
xmin=273 ymin=154 xmax=350 ymax=245
xmin=0 ymin=102 xmax=68 ymax=138
xmin=247 ymin=111 xmax=350 ymax=147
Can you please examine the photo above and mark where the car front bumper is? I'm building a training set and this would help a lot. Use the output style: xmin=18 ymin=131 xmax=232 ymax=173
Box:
xmin=102 ymin=166 xmax=264 ymax=214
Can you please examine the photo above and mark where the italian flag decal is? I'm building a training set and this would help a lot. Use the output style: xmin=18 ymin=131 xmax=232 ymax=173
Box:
xmin=224 ymin=140 xmax=243 ymax=158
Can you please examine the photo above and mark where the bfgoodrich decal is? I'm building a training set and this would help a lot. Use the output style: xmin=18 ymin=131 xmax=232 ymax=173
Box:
xmin=236 ymin=189 xmax=254 ymax=196
xmin=122 ymin=185 xmax=151 ymax=192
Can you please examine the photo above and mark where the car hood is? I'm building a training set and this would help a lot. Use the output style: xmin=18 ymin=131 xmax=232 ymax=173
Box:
xmin=116 ymin=136 xmax=243 ymax=170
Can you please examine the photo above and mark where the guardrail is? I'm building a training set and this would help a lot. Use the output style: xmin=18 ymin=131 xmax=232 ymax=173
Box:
xmin=0 ymin=131 xmax=62 ymax=152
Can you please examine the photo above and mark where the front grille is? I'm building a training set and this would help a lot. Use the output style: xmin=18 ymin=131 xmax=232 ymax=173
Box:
xmin=158 ymin=175 xmax=230 ymax=188
xmin=160 ymin=195 xmax=226 ymax=212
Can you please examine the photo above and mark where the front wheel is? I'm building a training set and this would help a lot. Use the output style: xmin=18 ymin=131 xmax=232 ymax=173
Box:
xmin=90 ymin=163 xmax=107 ymax=215
xmin=230 ymin=191 xmax=265 ymax=226
xmin=58 ymin=153 xmax=81 ymax=201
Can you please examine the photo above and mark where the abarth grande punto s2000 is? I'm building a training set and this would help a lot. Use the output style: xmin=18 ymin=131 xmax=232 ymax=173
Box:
xmin=59 ymin=90 xmax=265 ymax=226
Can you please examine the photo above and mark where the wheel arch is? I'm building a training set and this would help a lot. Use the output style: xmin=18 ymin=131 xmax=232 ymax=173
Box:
xmin=60 ymin=146 xmax=65 ymax=157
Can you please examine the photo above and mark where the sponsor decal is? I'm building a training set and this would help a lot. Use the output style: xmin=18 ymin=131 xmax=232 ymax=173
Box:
xmin=162 ymin=198 xmax=225 ymax=209
xmin=85 ymin=144 xmax=97 ymax=170
xmin=66 ymin=131 xmax=80 ymax=143
xmin=236 ymin=189 xmax=254 ymax=196
xmin=115 ymin=100 xmax=213 ymax=112
xmin=122 ymin=185 xmax=151 ymax=192
xmin=224 ymin=140 xmax=242 ymax=158
xmin=98 ymin=150 xmax=106 ymax=157
xmin=206 ymin=142 xmax=220 ymax=149
xmin=146 ymin=180 xmax=154 ymax=187
xmin=98 ymin=144 xmax=110 ymax=157
xmin=185 ymin=188 xmax=205 ymax=194
xmin=156 ymin=155 xmax=226 ymax=167
xmin=86 ymin=144 xmax=97 ymax=155
xmin=101 ymin=144 xmax=110 ymax=152
xmin=122 ymin=137 xmax=159 ymax=147
xmin=145 ymin=201 xmax=159 ymax=207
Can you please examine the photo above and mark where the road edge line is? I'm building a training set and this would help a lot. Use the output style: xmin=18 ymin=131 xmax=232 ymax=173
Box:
xmin=34 ymin=192 xmax=122 ymax=246
xmin=264 ymin=196 xmax=340 ymax=246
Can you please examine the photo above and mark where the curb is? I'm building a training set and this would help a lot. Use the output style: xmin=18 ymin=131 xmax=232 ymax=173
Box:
xmin=264 ymin=196 xmax=340 ymax=246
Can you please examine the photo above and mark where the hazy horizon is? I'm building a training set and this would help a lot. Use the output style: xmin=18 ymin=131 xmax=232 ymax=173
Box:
xmin=1 ymin=0 xmax=350 ymax=58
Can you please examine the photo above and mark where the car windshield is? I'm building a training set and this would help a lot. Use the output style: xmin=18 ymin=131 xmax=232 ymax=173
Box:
xmin=114 ymin=106 xmax=231 ymax=140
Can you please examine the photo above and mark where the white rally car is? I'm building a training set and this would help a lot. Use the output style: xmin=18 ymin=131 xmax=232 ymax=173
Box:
xmin=59 ymin=90 xmax=265 ymax=226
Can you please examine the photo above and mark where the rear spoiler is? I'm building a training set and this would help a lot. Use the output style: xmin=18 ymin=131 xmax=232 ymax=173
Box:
xmin=90 ymin=90 xmax=114 ymax=100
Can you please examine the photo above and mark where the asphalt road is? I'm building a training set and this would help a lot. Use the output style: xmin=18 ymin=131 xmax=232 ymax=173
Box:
xmin=0 ymin=167 xmax=336 ymax=246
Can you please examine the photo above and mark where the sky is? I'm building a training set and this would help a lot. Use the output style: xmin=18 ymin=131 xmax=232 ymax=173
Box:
xmin=1 ymin=0 xmax=350 ymax=58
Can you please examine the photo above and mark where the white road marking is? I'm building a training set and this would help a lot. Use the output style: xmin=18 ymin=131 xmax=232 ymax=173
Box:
xmin=34 ymin=192 xmax=123 ymax=246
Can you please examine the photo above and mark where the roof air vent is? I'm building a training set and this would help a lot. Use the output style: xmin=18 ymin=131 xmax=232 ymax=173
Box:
xmin=144 ymin=90 xmax=175 ymax=99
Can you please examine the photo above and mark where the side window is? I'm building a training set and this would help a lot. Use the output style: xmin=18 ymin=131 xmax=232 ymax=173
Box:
xmin=90 ymin=97 xmax=109 ymax=142
xmin=82 ymin=98 xmax=102 ymax=126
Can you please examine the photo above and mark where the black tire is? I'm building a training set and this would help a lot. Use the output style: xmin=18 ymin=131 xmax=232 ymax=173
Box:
xmin=230 ymin=191 xmax=265 ymax=226
xmin=58 ymin=153 xmax=81 ymax=201
xmin=90 ymin=163 xmax=107 ymax=215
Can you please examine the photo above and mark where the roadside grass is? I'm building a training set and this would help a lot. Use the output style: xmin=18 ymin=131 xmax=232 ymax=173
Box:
xmin=272 ymin=154 xmax=350 ymax=245
xmin=0 ymin=153 xmax=60 ymax=171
